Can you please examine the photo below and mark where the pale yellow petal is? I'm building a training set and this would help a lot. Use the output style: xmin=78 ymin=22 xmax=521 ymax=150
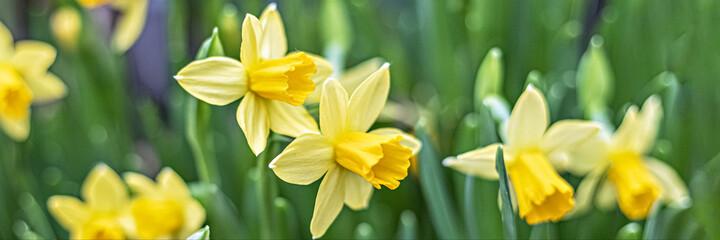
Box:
xmin=0 ymin=21 xmax=13 ymax=59
xmin=305 ymin=54 xmax=333 ymax=103
xmin=47 ymin=196 xmax=92 ymax=230
xmin=180 ymin=200 xmax=206 ymax=238
xmin=258 ymin=3 xmax=286 ymax=60
xmin=111 ymin=0 xmax=148 ymax=52
xmin=506 ymin=85 xmax=548 ymax=150
xmin=644 ymin=158 xmax=689 ymax=206
xmin=268 ymin=100 xmax=318 ymax=137
xmin=347 ymin=63 xmax=390 ymax=133
xmin=635 ymin=96 xmax=663 ymax=153
xmin=269 ymin=133 xmax=334 ymax=185
xmin=26 ymin=73 xmax=67 ymax=104
xmin=240 ymin=14 xmax=262 ymax=68
xmin=565 ymin=135 xmax=611 ymax=176
xmin=11 ymin=40 xmax=56 ymax=77
xmin=157 ymin=168 xmax=191 ymax=198
xmin=310 ymin=165 xmax=346 ymax=239
xmin=344 ymin=171 xmax=373 ymax=210
xmin=368 ymin=127 xmax=422 ymax=155
xmin=541 ymin=120 xmax=600 ymax=154
xmin=0 ymin=111 xmax=30 ymax=141
xmin=564 ymin=168 xmax=604 ymax=219
xmin=595 ymin=179 xmax=617 ymax=211
xmin=611 ymin=106 xmax=639 ymax=152
xmin=175 ymin=57 xmax=247 ymax=106
xmin=339 ymin=57 xmax=384 ymax=95
xmin=237 ymin=92 xmax=270 ymax=155
xmin=81 ymin=164 xmax=128 ymax=211
xmin=443 ymin=143 xmax=502 ymax=179
xmin=319 ymin=79 xmax=349 ymax=141
xmin=123 ymin=172 xmax=157 ymax=197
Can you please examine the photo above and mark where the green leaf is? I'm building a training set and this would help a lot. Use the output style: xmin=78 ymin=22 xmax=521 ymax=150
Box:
xmin=642 ymin=200 xmax=664 ymax=240
xmin=529 ymin=222 xmax=555 ymax=240
xmin=616 ymin=222 xmax=642 ymax=240
xmin=415 ymin=117 xmax=463 ymax=239
xmin=190 ymin=183 xmax=246 ymax=238
xmin=577 ymin=35 xmax=614 ymax=118
xmin=495 ymin=145 xmax=516 ymax=240
xmin=690 ymin=153 xmax=720 ymax=239
xmin=475 ymin=48 xmax=504 ymax=110
xmin=187 ymin=226 xmax=210 ymax=240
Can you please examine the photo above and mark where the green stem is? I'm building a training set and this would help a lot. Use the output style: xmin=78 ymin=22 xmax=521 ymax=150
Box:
xmin=256 ymin=134 xmax=278 ymax=239
xmin=185 ymin=97 xmax=220 ymax=185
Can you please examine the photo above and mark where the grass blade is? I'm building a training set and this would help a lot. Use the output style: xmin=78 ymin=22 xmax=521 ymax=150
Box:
xmin=496 ymin=145 xmax=517 ymax=240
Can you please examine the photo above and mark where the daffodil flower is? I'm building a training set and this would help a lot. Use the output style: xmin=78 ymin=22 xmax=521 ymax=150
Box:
xmin=0 ymin=21 xmax=67 ymax=141
xmin=443 ymin=86 xmax=600 ymax=224
xmin=77 ymin=0 xmax=148 ymax=52
xmin=269 ymin=64 xmax=421 ymax=238
xmin=566 ymin=96 xmax=689 ymax=219
xmin=175 ymin=4 xmax=332 ymax=155
xmin=47 ymin=164 xmax=130 ymax=239
xmin=123 ymin=168 xmax=206 ymax=239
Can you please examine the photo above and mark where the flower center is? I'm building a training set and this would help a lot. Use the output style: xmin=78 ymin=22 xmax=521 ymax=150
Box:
xmin=248 ymin=51 xmax=316 ymax=106
xmin=507 ymin=151 xmax=574 ymax=224
xmin=78 ymin=215 xmax=125 ymax=240
xmin=130 ymin=197 xmax=185 ymax=239
xmin=0 ymin=63 xmax=33 ymax=120
xmin=607 ymin=152 xmax=661 ymax=219
xmin=335 ymin=132 xmax=413 ymax=189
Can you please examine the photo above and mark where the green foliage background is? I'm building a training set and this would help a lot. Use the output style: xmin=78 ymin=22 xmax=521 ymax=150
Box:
xmin=1 ymin=0 xmax=719 ymax=239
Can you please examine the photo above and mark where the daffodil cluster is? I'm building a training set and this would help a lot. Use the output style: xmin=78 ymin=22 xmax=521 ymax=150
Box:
xmin=445 ymin=85 xmax=689 ymax=224
xmin=47 ymin=164 xmax=205 ymax=239
xmin=445 ymin=86 xmax=600 ymax=224
xmin=0 ymin=22 xmax=67 ymax=141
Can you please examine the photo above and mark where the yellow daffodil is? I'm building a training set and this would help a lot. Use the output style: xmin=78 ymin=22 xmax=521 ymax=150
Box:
xmin=269 ymin=64 xmax=421 ymax=238
xmin=47 ymin=164 xmax=130 ymax=239
xmin=123 ymin=168 xmax=206 ymax=239
xmin=566 ymin=96 xmax=689 ymax=220
xmin=0 ymin=21 xmax=67 ymax=141
xmin=77 ymin=0 xmax=148 ymax=52
xmin=50 ymin=6 xmax=82 ymax=50
xmin=175 ymin=3 xmax=332 ymax=155
xmin=443 ymin=86 xmax=600 ymax=224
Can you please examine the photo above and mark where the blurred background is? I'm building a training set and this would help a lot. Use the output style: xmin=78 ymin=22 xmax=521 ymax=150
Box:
xmin=1 ymin=0 xmax=719 ymax=239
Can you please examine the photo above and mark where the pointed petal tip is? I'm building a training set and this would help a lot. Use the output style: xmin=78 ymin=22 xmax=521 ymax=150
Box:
xmin=267 ymin=2 xmax=277 ymax=11
xmin=442 ymin=157 xmax=454 ymax=167
xmin=380 ymin=62 xmax=390 ymax=70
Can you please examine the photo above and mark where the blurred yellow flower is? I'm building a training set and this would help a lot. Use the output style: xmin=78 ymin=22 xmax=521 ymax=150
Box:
xmin=566 ymin=96 xmax=689 ymax=220
xmin=77 ymin=0 xmax=147 ymax=52
xmin=124 ymin=168 xmax=206 ymax=239
xmin=51 ymin=6 xmax=82 ymax=50
xmin=269 ymin=64 xmax=421 ymax=238
xmin=47 ymin=164 xmax=129 ymax=239
xmin=175 ymin=3 xmax=332 ymax=155
xmin=444 ymin=86 xmax=600 ymax=224
xmin=0 ymin=21 xmax=67 ymax=141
